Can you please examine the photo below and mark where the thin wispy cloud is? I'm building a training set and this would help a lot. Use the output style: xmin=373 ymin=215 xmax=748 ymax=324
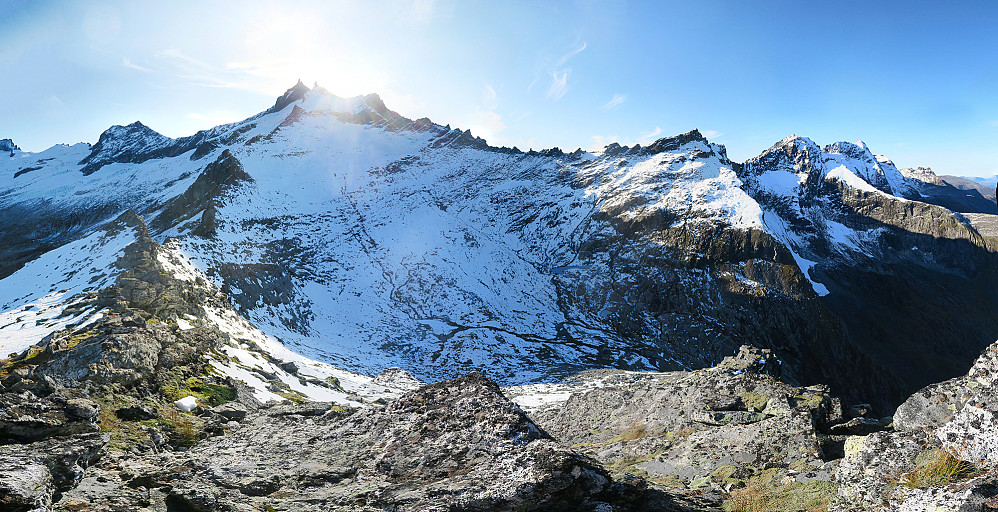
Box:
xmin=557 ymin=42 xmax=587 ymax=66
xmin=638 ymin=126 xmax=662 ymax=141
xmin=546 ymin=69 xmax=570 ymax=100
xmin=601 ymin=94 xmax=626 ymax=111
xmin=482 ymin=83 xmax=498 ymax=109
xmin=155 ymin=48 xmax=213 ymax=70
xmin=701 ymin=129 xmax=723 ymax=139
xmin=122 ymin=57 xmax=151 ymax=73
xmin=40 ymin=95 xmax=64 ymax=109
xmin=526 ymin=76 xmax=538 ymax=94
xmin=990 ymin=120 xmax=998 ymax=127
xmin=154 ymin=48 xmax=250 ymax=90
xmin=537 ymin=41 xmax=587 ymax=101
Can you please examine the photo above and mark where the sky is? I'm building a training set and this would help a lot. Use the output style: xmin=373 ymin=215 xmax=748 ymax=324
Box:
xmin=1 ymin=0 xmax=997 ymax=176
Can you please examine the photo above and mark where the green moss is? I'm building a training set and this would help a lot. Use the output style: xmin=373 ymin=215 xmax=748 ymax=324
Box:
xmin=792 ymin=393 xmax=825 ymax=411
xmin=64 ymin=330 xmax=98 ymax=349
xmin=738 ymin=391 xmax=770 ymax=412
xmin=277 ymin=391 xmax=308 ymax=404
xmin=607 ymin=453 xmax=652 ymax=476
xmin=789 ymin=458 xmax=818 ymax=473
xmin=95 ymin=395 xmax=154 ymax=453
xmin=653 ymin=474 xmax=686 ymax=488
xmin=325 ymin=376 xmax=344 ymax=391
xmin=160 ymin=371 xmax=234 ymax=407
xmin=712 ymin=464 xmax=740 ymax=484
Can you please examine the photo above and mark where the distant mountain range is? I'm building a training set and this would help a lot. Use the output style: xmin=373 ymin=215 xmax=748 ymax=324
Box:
xmin=3 ymin=81 xmax=998 ymax=413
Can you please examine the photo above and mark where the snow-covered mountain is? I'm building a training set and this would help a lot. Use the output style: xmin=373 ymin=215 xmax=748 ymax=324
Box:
xmin=3 ymin=82 xmax=998 ymax=409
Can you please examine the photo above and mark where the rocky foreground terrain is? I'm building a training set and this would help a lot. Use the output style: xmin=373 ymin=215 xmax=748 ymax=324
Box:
xmin=3 ymin=228 xmax=998 ymax=511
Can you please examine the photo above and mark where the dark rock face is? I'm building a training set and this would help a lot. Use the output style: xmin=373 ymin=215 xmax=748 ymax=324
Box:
xmin=0 ymin=390 xmax=108 ymax=510
xmin=644 ymin=129 xmax=710 ymax=156
xmin=115 ymin=403 xmax=158 ymax=421
xmin=78 ymin=121 xmax=176 ymax=175
xmin=0 ymin=393 xmax=100 ymax=443
xmin=77 ymin=116 xmax=260 ymax=175
xmin=268 ymin=79 xmax=311 ymax=113
xmin=0 ymin=138 xmax=19 ymax=153
xmin=151 ymin=149 xmax=252 ymax=232
xmin=99 ymin=212 xmax=212 ymax=321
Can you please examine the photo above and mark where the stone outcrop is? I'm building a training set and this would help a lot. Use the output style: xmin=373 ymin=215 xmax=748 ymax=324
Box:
xmin=524 ymin=345 xmax=887 ymax=510
xmin=832 ymin=339 xmax=998 ymax=511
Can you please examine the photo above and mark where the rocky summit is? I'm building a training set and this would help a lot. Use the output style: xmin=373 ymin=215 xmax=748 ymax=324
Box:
xmin=3 ymin=82 xmax=998 ymax=511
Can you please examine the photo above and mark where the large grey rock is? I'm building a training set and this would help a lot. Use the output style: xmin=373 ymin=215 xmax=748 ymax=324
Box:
xmin=371 ymin=366 xmax=425 ymax=390
xmin=0 ymin=431 xmax=108 ymax=510
xmin=894 ymin=474 xmax=998 ymax=512
xmin=833 ymin=339 xmax=998 ymax=511
xmin=0 ymin=392 xmax=100 ymax=442
xmin=54 ymin=372 xmax=659 ymax=511
xmin=832 ymin=430 xmax=931 ymax=509
xmin=0 ymin=456 xmax=53 ymax=512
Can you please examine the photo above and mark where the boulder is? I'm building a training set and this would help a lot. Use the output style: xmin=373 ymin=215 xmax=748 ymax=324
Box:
xmin=71 ymin=372 xmax=656 ymax=511
xmin=210 ymin=402 xmax=248 ymax=422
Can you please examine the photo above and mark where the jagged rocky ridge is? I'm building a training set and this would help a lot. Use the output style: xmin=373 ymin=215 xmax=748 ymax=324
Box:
xmin=3 ymin=82 xmax=998 ymax=415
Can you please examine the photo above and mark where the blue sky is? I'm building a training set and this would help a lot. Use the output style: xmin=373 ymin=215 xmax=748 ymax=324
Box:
xmin=2 ymin=0 xmax=996 ymax=176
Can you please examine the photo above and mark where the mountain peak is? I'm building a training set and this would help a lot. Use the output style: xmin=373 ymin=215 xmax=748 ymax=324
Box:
xmin=363 ymin=93 xmax=388 ymax=114
xmin=644 ymin=129 xmax=707 ymax=154
xmin=270 ymin=79 xmax=312 ymax=113
xmin=78 ymin=121 xmax=173 ymax=175
xmin=824 ymin=140 xmax=875 ymax=162
xmin=91 ymin=121 xmax=165 ymax=147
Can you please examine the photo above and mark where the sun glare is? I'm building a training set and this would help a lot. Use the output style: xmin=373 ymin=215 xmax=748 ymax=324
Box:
xmin=229 ymin=4 xmax=390 ymax=101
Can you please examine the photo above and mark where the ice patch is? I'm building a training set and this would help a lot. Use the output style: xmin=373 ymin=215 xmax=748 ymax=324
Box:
xmin=826 ymin=165 xmax=878 ymax=193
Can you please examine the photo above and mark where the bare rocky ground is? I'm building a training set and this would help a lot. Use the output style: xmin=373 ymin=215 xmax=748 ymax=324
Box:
xmin=4 ymin=321 xmax=998 ymax=511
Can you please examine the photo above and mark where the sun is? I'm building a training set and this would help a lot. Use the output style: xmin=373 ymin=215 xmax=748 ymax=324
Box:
xmin=228 ymin=3 xmax=391 ymax=101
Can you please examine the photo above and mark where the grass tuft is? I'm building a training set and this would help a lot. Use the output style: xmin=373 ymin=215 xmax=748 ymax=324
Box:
xmin=896 ymin=448 xmax=979 ymax=489
xmin=724 ymin=479 xmax=837 ymax=512
xmin=607 ymin=423 xmax=649 ymax=443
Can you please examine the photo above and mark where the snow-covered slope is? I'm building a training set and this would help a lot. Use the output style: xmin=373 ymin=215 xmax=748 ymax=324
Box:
xmin=3 ymin=83 xmax=998 ymax=410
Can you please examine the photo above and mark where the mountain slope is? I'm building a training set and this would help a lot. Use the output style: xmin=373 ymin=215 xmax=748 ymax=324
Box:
xmin=3 ymin=83 xmax=998 ymax=411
